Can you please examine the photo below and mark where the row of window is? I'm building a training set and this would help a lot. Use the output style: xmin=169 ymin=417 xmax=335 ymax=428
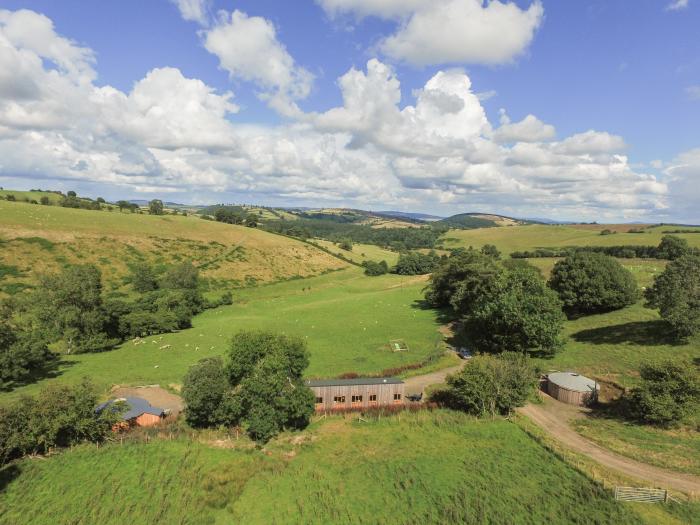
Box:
xmin=314 ymin=393 xmax=402 ymax=404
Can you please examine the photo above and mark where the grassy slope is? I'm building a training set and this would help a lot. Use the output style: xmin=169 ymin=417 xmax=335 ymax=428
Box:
xmin=0 ymin=200 xmax=347 ymax=293
xmin=0 ymin=269 xmax=444 ymax=401
xmin=312 ymin=239 xmax=400 ymax=266
xmin=440 ymin=224 xmax=700 ymax=254
xmin=0 ymin=411 xmax=670 ymax=525
xmin=0 ymin=190 xmax=63 ymax=204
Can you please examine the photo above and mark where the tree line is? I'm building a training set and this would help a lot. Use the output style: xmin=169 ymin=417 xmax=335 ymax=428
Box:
xmin=0 ymin=261 xmax=231 ymax=390
xmin=511 ymin=235 xmax=696 ymax=260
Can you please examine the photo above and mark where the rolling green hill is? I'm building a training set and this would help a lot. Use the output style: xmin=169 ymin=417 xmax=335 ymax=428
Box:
xmin=0 ymin=199 xmax=348 ymax=296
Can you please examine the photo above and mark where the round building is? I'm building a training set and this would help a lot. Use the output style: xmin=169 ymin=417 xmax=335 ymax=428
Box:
xmin=546 ymin=372 xmax=599 ymax=406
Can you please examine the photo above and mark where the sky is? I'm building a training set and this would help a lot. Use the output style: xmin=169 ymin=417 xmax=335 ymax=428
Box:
xmin=0 ymin=0 xmax=698 ymax=222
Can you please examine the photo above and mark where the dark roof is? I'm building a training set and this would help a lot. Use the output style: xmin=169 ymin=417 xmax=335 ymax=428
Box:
xmin=96 ymin=396 xmax=165 ymax=420
xmin=305 ymin=377 xmax=403 ymax=387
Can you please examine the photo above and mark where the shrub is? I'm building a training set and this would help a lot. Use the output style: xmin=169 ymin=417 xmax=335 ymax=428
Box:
xmin=549 ymin=252 xmax=638 ymax=317
xmin=656 ymin=235 xmax=690 ymax=260
xmin=394 ymin=251 xmax=440 ymax=275
xmin=363 ymin=260 xmax=389 ymax=276
xmin=39 ymin=196 xmax=50 ymax=205
xmin=435 ymin=352 xmax=538 ymax=416
xmin=182 ymin=357 xmax=231 ymax=428
xmin=625 ymin=361 xmax=700 ymax=427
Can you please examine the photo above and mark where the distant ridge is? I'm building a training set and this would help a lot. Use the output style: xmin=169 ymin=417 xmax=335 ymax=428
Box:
xmin=374 ymin=211 xmax=444 ymax=222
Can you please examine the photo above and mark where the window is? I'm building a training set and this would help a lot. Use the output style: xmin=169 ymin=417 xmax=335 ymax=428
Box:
xmin=333 ymin=396 xmax=345 ymax=403
xmin=369 ymin=394 xmax=377 ymax=402
xmin=393 ymin=393 xmax=402 ymax=401
xmin=315 ymin=397 xmax=323 ymax=404
xmin=351 ymin=395 xmax=363 ymax=403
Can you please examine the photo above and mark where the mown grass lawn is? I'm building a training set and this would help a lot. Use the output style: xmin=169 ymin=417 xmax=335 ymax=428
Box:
xmin=0 ymin=269 xmax=444 ymax=402
xmin=0 ymin=411 xmax=675 ymax=525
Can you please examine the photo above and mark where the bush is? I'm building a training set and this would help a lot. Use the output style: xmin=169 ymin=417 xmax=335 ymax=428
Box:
xmin=130 ymin=263 xmax=159 ymax=293
xmin=625 ymin=361 xmax=700 ymax=427
xmin=363 ymin=260 xmax=389 ymax=276
xmin=0 ymin=318 xmax=55 ymax=390
xmin=39 ymin=196 xmax=50 ymax=205
xmin=645 ymin=254 xmax=700 ymax=338
xmin=435 ymin=352 xmax=538 ymax=416
xmin=182 ymin=357 xmax=231 ymax=428
xmin=0 ymin=380 xmax=120 ymax=465
xmin=656 ymin=235 xmax=691 ymax=260
xmin=549 ymin=252 xmax=638 ymax=317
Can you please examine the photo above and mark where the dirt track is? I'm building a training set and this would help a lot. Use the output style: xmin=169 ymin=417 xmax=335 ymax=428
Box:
xmin=111 ymin=386 xmax=184 ymax=415
xmin=403 ymin=361 xmax=466 ymax=395
xmin=518 ymin=395 xmax=700 ymax=495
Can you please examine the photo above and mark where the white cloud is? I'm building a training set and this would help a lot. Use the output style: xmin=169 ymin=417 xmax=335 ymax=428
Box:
xmin=493 ymin=111 xmax=555 ymax=143
xmin=203 ymin=10 xmax=313 ymax=117
xmin=381 ymin=0 xmax=544 ymax=66
xmin=666 ymin=0 xmax=689 ymax=11
xmin=686 ymin=85 xmax=700 ymax=100
xmin=0 ymin=9 xmax=676 ymax=221
xmin=318 ymin=0 xmax=544 ymax=66
xmin=170 ymin=0 xmax=211 ymax=26
xmin=316 ymin=0 xmax=428 ymax=19
xmin=664 ymin=148 xmax=700 ymax=222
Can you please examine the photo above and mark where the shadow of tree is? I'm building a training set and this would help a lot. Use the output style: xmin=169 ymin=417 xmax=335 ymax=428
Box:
xmin=571 ymin=320 xmax=681 ymax=347
xmin=0 ymin=464 xmax=21 ymax=493
xmin=0 ymin=359 xmax=78 ymax=393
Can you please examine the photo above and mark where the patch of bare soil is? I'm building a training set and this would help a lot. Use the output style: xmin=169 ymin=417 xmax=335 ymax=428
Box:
xmin=110 ymin=385 xmax=184 ymax=415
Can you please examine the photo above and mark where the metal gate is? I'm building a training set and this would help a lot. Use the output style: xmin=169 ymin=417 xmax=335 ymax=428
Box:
xmin=614 ymin=486 xmax=668 ymax=503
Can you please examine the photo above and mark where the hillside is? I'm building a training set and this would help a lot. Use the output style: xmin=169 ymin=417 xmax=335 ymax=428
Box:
xmin=437 ymin=212 xmax=527 ymax=229
xmin=0 ymin=411 xmax=677 ymax=525
xmin=0 ymin=200 xmax=348 ymax=296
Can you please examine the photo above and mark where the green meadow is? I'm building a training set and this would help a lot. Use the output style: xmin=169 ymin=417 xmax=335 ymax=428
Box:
xmin=0 ymin=269 xmax=443 ymax=401
xmin=440 ymin=223 xmax=700 ymax=255
xmin=2 ymin=411 xmax=686 ymax=525
xmin=311 ymin=238 xmax=400 ymax=265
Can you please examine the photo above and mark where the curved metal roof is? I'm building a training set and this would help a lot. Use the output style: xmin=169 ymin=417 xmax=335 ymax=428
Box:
xmin=548 ymin=372 xmax=598 ymax=393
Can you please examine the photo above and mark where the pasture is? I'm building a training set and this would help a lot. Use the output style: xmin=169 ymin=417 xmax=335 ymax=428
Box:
xmin=0 ymin=199 xmax=347 ymax=294
xmin=440 ymin=224 xmax=700 ymax=255
xmin=1 ymin=410 xmax=680 ymax=525
xmin=0 ymin=269 xmax=444 ymax=401
xmin=311 ymin=239 xmax=400 ymax=266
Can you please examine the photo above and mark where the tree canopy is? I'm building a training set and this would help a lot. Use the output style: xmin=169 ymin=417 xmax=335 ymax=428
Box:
xmin=182 ymin=331 xmax=314 ymax=442
xmin=549 ymin=252 xmax=638 ymax=317
xmin=148 ymin=199 xmax=164 ymax=215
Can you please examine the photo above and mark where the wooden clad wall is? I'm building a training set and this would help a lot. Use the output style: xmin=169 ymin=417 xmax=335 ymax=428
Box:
xmin=310 ymin=383 xmax=405 ymax=411
xmin=546 ymin=382 xmax=594 ymax=406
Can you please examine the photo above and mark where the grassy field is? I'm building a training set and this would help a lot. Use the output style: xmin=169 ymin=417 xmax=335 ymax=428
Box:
xmin=1 ymin=410 xmax=682 ymax=525
xmin=440 ymin=224 xmax=700 ymax=255
xmin=572 ymin=417 xmax=700 ymax=476
xmin=0 ymin=199 xmax=347 ymax=294
xmin=312 ymin=239 xmax=400 ymax=266
xmin=0 ymin=189 xmax=64 ymax=204
xmin=0 ymin=269 xmax=444 ymax=401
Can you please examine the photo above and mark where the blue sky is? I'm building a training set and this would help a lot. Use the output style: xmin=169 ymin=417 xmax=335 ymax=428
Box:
xmin=0 ymin=1 xmax=698 ymax=221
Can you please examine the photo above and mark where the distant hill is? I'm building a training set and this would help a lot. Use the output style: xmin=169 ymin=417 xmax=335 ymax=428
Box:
xmin=374 ymin=211 xmax=444 ymax=222
xmin=438 ymin=213 xmax=533 ymax=229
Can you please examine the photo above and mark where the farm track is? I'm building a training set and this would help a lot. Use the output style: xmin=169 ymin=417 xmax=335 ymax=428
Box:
xmin=518 ymin=395 xmax=700 ymax=495
xmin=403 ymin=360 xmax=466 ymax=395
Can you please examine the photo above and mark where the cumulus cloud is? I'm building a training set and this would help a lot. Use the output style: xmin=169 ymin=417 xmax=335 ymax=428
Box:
xmin=170 ymin=0 xmax=211 ymax=26
xmin=318 ymin=0 xmax=543 ymax=66
xmin=493 ymin=110 xmax=555 ymax=143
xmin=203 ymin=10 xmax=313 ymax=117
xmin=664 ymin=148 xmax=700 ymax=222
xmin=0 ymin=9 xmax=675 ymax=221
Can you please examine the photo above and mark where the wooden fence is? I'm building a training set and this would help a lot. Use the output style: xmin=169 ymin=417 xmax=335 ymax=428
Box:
xmin=614 ymin=486 xmax=668 ymax=503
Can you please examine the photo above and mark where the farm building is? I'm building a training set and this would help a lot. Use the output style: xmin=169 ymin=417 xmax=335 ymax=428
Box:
xmin=306 ymin=377 xmax=405 ymax=411
xmin=546 ymin=372 xmax=599 ymax=406
xmin=96 ymin=396 xmax=167 ymax=429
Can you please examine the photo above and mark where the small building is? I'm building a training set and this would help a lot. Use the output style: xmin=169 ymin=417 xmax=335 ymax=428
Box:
xmin=96 ymin=396 xmax=167 ymax=429
xmin=546 ymin=372 xmax=599 ymax=406
xmin=306 ymin=377 xmax=405 ymax=411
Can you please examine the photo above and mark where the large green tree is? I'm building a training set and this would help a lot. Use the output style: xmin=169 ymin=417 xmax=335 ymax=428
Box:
xmin=656 ymin=235 xmax=691 ymax=260
xmin=549 ymin=252 xmax=638 ymax=317
xmin=463 ymin=265 xmax=565 ymax=356
xmin=424 ymin=249 xmax=504 ymax=315
xmin=0 ymin=314 xmax=55 ymax=390
xmin=645 ymin=254 xmax=700 ymax=338
xmin=148 ymin=199 xmax=164 ymax=215
xmin=182 ymin=331 xmax=314 ymax=443
xmin=30 ymin=265 xmax=117 ymax=353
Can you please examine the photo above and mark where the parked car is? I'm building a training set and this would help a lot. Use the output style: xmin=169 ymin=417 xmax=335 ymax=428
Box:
xmin=457 ymin=347 xmax=472 ymax=359
xmin=406 ymin=393 xmax=423 ymax=402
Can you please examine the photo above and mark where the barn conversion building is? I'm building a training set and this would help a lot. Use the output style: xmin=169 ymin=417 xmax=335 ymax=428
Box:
xmin=546 ymin=372 xmax=599 ymax=406
xmin=96 ymin=396 xmax=167 ymax=429
xmin=306 ymin=377 xmax=405 ymax=411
